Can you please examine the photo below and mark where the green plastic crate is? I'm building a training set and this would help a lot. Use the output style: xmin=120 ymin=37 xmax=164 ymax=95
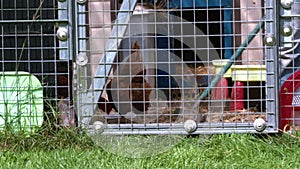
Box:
xmin=0 ymin=72 xmax=43 ymax=132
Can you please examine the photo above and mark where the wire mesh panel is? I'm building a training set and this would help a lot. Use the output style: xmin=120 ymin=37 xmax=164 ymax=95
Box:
xmin=0 ymin=0 xmax=74 ymax=131
xmin=75 ymin=0 xmax=278 ymax=134
xmin=279 ymin=1 xmax=300 ymax=133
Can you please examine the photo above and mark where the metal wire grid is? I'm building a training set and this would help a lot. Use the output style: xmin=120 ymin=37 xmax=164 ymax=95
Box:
xmin=75 ymin=0 xmax=278 ymax=134
xmin=279 ymin=1 xmax=300 ymax=132
xmin=0 ymin=0 xmax=74 ymax=129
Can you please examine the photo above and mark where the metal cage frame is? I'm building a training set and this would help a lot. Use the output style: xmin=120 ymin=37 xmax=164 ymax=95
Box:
xmin=73 ymin=0 xmax=279 ymax=135
xmin=0 ymin=1 xmax=288 ymax=134
xmin=0 ymin=0 xmax=75 ymax=130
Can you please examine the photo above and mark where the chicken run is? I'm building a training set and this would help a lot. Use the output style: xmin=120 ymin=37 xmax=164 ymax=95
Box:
xmin=2 ymin=0 xmax=300 ymax=134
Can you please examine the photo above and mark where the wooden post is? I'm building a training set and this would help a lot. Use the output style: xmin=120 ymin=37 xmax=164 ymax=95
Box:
xmin=239 ymin=0 xmax=264 ymax=65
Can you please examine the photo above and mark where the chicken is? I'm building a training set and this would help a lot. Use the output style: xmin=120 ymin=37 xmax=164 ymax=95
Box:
xmin=97 ymin=41 xmax=151 ymax=114
xmin=57 ymin=98 xmax=76 ymax=128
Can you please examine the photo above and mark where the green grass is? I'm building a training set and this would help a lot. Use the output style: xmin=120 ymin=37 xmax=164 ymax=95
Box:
xmin=0 ymin=128 xmax=300 ymax=169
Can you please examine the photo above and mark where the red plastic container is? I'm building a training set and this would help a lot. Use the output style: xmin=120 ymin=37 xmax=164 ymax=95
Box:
xmin=230 ymin=81 xmax=244 ymax=111
xmin=211 ymin=77 xmax=229 ymax=99
xmin=280 ymin=70 xmax=300 ymax=130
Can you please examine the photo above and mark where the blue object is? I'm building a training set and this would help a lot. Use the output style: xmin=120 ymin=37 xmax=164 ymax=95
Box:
xmin=153 ymin=0 xmax=233 ymax=59
xmin=170 ymin=0 xmax=233 ymax=59
xmin=168 ymin=0 xmax=232 ymax=8
xmin=156 ymin=69 xmax=178 ymax=88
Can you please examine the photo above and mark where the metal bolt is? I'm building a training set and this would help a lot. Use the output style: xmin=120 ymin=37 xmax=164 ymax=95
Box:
xmin=281 ymin=25 xmax=293 ymax=36
xmin=184 ymin=119 xmax=197 ymax=133
xmin=264 ymin=34 xmax=276 ymax=46
xmin=76 ymin=53 xmax=88 ymax=66
xmin=253 ymin=118 xmax=266 ymax=132
xmin=281 ymin=0 xmax=293 ymax=9
xmin=93 ymin=121 xmax=105 ymax=134
xmin=56 ymin=27 xmax=68 ymax=41
xmin=77 ymin=0 xmax=86 ymax=4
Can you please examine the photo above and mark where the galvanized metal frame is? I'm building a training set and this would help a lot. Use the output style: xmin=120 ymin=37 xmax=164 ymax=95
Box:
xmin=265 ymin=0 xmax=279 ymax=133
xmin=75 ymin=0 xmax=138 ymax=127
xmin=0 ymin=0 xmax=74 ymax=129
xmin=74 ymin=0 xmax=279 ymax=134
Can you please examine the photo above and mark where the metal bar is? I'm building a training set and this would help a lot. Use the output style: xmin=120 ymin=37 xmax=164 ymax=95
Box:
xmin=266 ymin=0 xmax=279 ymax=130
xmin=92 ymin=122 xmax=255 ymax=129
xmin=79 ymin=0 xmax=138 ymax=126
xmin=95 ymin=130 xmax=278 ymax=135
xmin=0 ymin=20 xmax=67 ymax=23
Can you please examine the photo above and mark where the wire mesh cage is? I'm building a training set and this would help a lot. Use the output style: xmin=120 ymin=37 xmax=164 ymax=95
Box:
xmin=0 ymin=0 xmax=74 ymax=131
xmin=279 ymin=1 xmax=300 ymax=133
xmin=75 ymin=0 xmax=278 ymax=134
